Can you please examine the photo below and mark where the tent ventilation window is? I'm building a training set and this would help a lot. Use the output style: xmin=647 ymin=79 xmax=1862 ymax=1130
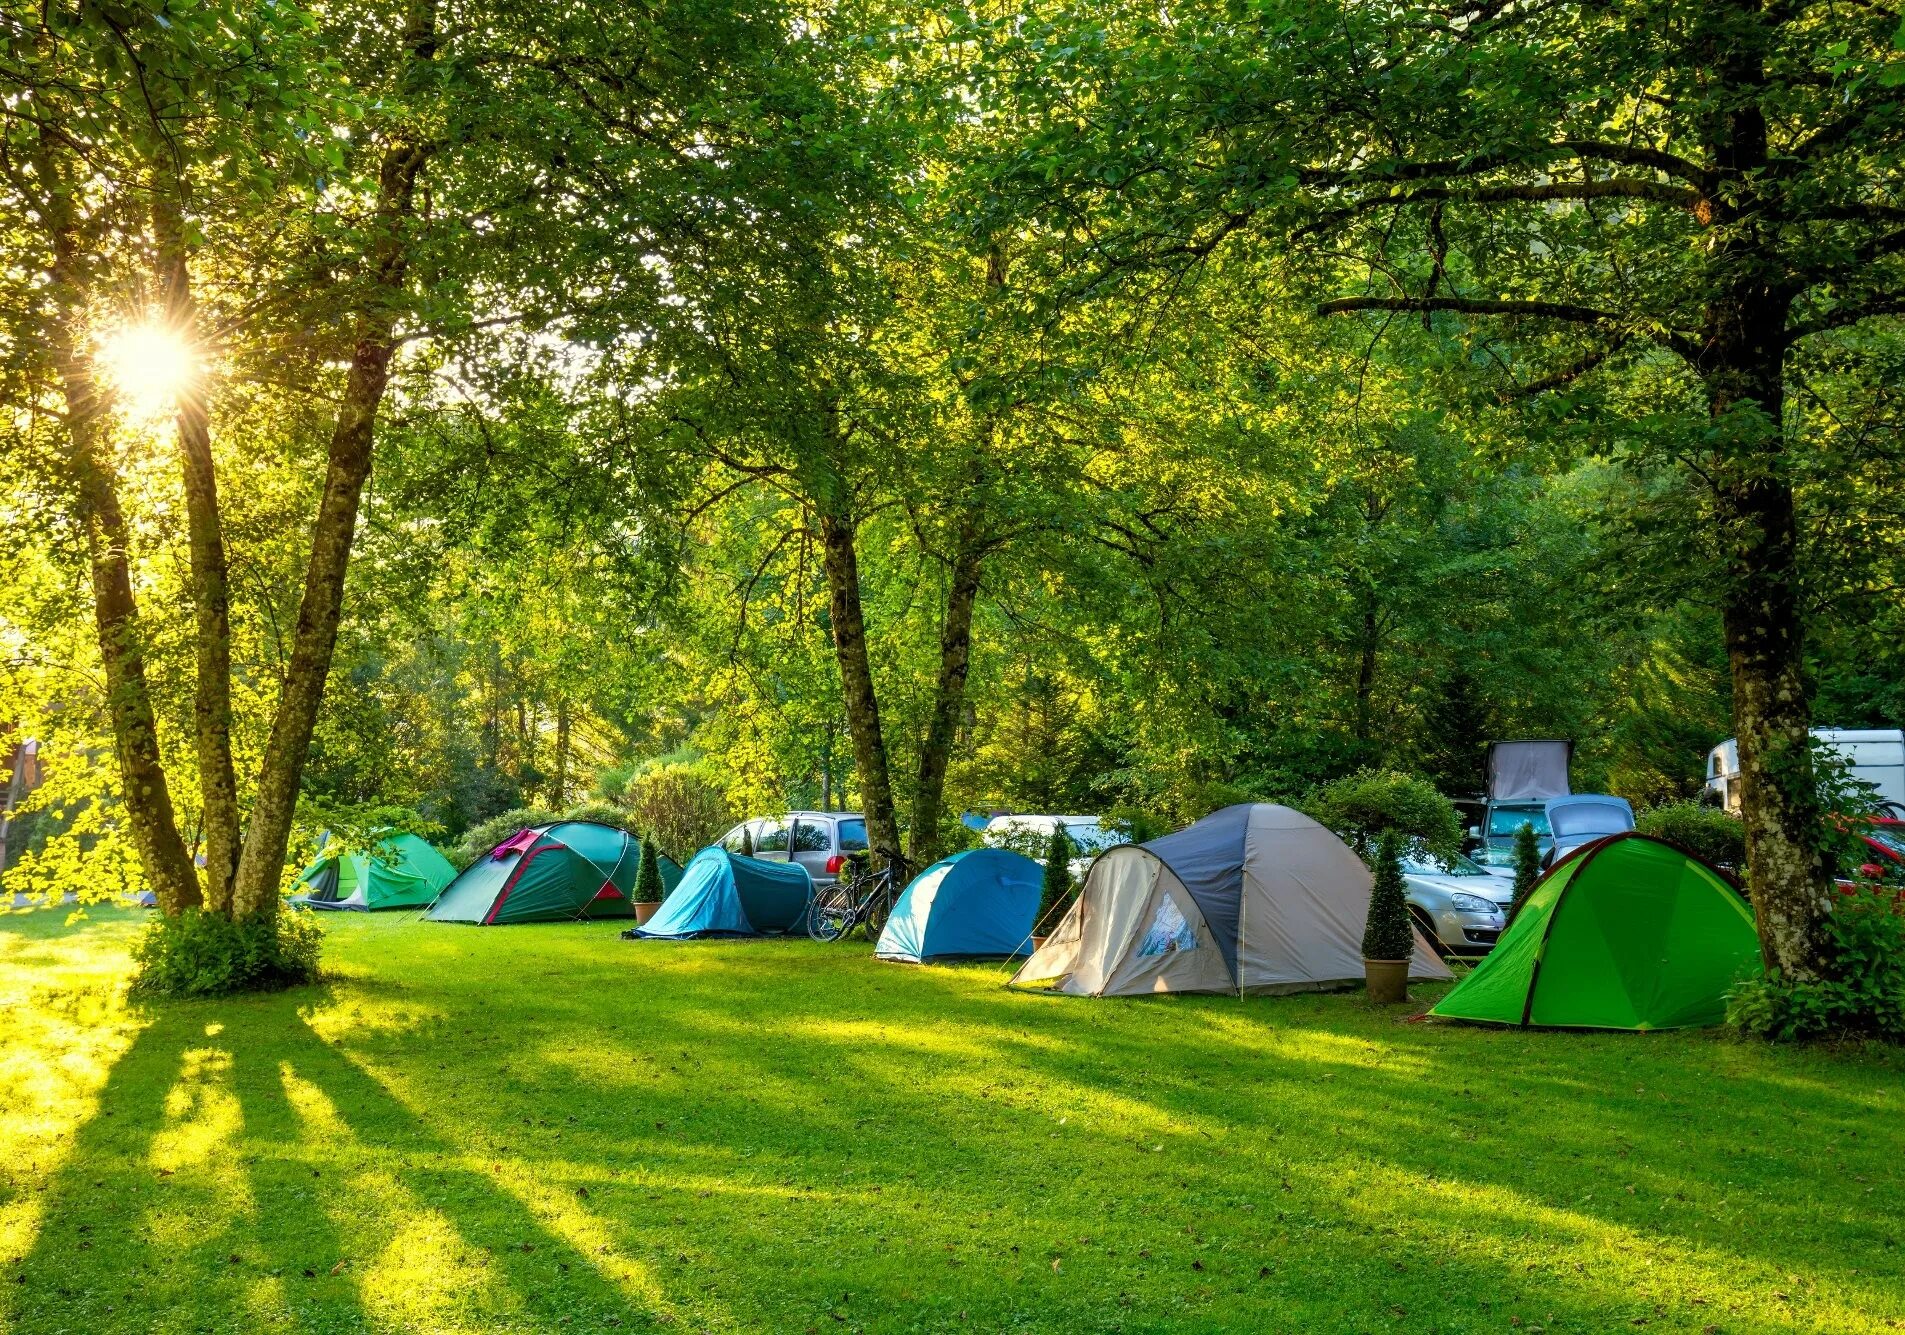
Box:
xmin=1137 ymin=893 xmax=1197 ymax=956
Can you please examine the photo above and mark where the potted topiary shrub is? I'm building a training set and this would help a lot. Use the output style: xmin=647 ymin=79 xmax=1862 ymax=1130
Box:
xmin=1033 ymin=825 xmax=1075 ymax=949
xmin=1507 ymin=821 xmax=1541 ymax=925
xmin=1362 ymin=829 xmax=1414 ymax=1004
xmin=632 ymin=833 xmax=667 ymax=926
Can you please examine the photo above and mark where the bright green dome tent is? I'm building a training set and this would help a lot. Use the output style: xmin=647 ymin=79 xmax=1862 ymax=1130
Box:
xmin=1429 ymin=832 xmax=1762 ymax=1031
xmin=426 ymin=821 xmax=682 ymax=925
xmin=290 ymin=832 xmax=456 ymax=912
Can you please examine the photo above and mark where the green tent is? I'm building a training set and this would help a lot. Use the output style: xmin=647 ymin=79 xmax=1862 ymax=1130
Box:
xmin=426 ymin=821 xmax=683 ymax=925
xmin=1429 ymin=833 xmax=1763 ymax=1031
xmin=291 ymin=832 xmax=456 ymax=912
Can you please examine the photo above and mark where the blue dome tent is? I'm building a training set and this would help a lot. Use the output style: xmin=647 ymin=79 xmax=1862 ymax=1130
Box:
xmin=636 ymin=847 xmax=814 ymax=938
xmin=876 ymin=848 xmax=1043 ymax=963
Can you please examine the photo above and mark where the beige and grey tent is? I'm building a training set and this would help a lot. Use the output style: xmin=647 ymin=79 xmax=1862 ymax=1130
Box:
xmin=1010 ymin=803 xmax=1451 ymax=997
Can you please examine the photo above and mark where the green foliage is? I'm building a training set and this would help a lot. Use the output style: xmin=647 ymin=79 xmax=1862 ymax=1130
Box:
xmin=1728 ymin=886 xmax=1905 ymax=1042
xmin=128 ymin=909 xmax=323 ymax=1000
xmin=1362 ymin=830 xmax=1414 ymax=961
xmin=1303 ymin=769 xmax=1462 ymax=863
xmin=621 ymin=763 xmax=736 ymax=862
xmin=633 ymin=836 xmax=665 ymax=904
xmin=448 ymin=807 xmax=561 ymax=871
xmin=1637 ymin=802 xmax=1746 ymax=870
xmin=1038 ymin=826 xmax=1075 ymax=927
xmin=561 ymin=801 xmax=633 ymax=832
xmin=1509 ymin=822 xmax=1542 ymax=925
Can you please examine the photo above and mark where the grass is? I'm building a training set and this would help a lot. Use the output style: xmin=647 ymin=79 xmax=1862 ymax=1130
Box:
xmin=1 ymin=907 xmax=1901 ymax=1335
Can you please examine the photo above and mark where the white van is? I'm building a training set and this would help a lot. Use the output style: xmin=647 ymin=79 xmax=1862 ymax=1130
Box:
xmin=980 ymin=814 xmax=1125 ymax=880
xmin=1706 ymin=729 xmax=1905 ymax=813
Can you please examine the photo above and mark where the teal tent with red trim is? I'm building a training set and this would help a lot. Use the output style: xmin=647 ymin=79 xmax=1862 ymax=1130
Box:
xmin=426 ymin=821 xmax=682 ymax=925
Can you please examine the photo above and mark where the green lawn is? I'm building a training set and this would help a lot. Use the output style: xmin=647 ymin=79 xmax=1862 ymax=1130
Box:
xmin=1 ymin=908 xmax=1900 ymax=1334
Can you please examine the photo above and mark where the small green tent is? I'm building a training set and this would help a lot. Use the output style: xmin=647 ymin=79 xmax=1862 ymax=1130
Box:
xmin=1429 ymin=832 xmax=1762 ymax=1031
xmin=291 ymin=832 xmax=456 ymax=912
xmin=426 ymin=821 xmax=683 ymax=925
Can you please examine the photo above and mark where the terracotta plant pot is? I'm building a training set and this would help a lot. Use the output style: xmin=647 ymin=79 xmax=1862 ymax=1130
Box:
xmin=634 ymin=901 xmax=662 ymax=926
xmin=1030 ymin=935 xmax=1048 ymax=951
xmin=1363 ymin=957 xmax=1409 ymax=1005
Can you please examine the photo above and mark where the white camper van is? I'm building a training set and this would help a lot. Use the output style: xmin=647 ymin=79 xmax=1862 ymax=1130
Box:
xmin=1706 ymin=729 xmax=1905 ymax=814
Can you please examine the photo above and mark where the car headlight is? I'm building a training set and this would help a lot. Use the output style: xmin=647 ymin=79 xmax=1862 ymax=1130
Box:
xmin=1449 ymin=893 xmax=1499 ymax=914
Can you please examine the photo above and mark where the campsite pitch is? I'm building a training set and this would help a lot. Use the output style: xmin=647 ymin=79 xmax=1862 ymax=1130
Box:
xmin=1 ymin=908 xmax=1899 ymax=1334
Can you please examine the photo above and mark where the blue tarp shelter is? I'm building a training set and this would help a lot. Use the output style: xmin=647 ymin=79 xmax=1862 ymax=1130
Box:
xmin=636 ymin=846 xmax=814 ymax=938
xmin=876 ymin=848 xmax=1043 ymax=963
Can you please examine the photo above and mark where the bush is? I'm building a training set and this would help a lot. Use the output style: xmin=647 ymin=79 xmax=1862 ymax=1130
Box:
xmin=634 ymin=835 xmax=665 ymax=904
xmin=1302 ymin=769 xmax=1463 ymax=864
xmin=622 ymin=763 xmax=736 ymax=862
xmin=1728 ymin=884 xmax=1905 ymax=1042
xmin=1038 ymin=826 xmax=1075 ymax=928
xmin=129 ymin=909 xmax=324 ymax=1000
xmin=1637 ymin=801 xmax=1746 ymax=870
xmin=1508 ymin=822 xmax=1542 ymax=925
xmin=1362 ymin=830 xmax=1414 ymax=961
xmin=449 ymin=806 xmax=561 ymax=870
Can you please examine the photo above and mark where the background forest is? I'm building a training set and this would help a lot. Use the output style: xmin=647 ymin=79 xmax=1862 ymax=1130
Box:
xmin=2 ymin=0 xmax=1902 ymax=952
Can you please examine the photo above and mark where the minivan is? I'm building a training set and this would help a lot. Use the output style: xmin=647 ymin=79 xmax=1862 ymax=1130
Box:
xmin=719 ymin=811 xmax=868 ymax=887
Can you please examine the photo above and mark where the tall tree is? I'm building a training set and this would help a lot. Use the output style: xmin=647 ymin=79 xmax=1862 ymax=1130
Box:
xmin=965 ymin=0 xmax=1905 ymax=978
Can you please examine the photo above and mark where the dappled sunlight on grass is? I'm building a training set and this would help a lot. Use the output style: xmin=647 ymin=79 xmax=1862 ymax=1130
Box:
xmin=0 ymin=907 xmax=148 ymax=1311
xmin=276 ymin=1061 xmax=542 ymax=1331
xmin=1333 ymin=1158 xmax=1902 ymax=1333
xmin=4 ymin=913 xmax=1902 ymax=1332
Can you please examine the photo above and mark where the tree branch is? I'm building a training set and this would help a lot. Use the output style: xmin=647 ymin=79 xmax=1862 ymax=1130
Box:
xmin=1318 ymin=296 xmax=1700 ymax=360
xmin=1786 ymin=295 xmax=1905 ymax=341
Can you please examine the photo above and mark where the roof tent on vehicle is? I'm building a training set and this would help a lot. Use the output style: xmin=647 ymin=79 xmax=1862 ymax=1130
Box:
xmin=1429 ymin=832 xmax=1761 ymax=1030
xmin=291 ymin=832 xmax=456 ymax=912
xmin=876 ymin=848 xmax=1044 ymax=963
xmin=1009 ymin=803 xmax=1451 ymax=997
xmin=635 ymin=846 xmax=814 ymax=938
xmin=1486 ymin=739 xmax=1573 ymax=800
xmin=426 ymin=821 xmax=681 ymax=925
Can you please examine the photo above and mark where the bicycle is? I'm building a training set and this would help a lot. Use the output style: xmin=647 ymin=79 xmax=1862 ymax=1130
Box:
xmin=807 ymin=854 xmax=900 ymax=942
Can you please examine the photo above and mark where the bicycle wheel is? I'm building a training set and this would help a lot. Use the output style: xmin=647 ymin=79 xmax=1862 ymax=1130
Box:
xmin=807 ymin=883 xmax=857 ymax=943
xmin=861 ymin=882 xmax=893 ymax=938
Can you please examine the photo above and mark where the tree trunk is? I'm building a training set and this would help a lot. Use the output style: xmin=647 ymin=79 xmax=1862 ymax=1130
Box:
xmin=908 ymin=524 xmax=985 ymax=866
xmin=817 ymin=505 xmax=904 ymax=875
xmin=153 ymin=190 xmax=241 ymax=913
xmin=37 ymin=150 xmax=199 ymax=914
xmin=1696 ymin=3 xmax=1835 ymax=979
xmin=1708 ymin=311 xmax=1832 ymax=976
xmin=554 ymin=702 xmax=571 ymax=807
xmin=228 ymin=0 xmax=438 ymax=916
xmin=1351 ymin=590 xmax=1379 ymax=745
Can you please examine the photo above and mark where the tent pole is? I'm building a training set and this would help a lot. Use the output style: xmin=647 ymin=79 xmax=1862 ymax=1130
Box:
xmin=1237 ymin=872 xmax=1245 ymax=1000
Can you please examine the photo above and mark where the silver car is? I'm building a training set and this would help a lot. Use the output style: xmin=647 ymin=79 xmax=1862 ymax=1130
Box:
xmin=1402 ymin=849 xmax=1513 ymax=956
xmin=720 ymin=811 xmax=867 ymax=886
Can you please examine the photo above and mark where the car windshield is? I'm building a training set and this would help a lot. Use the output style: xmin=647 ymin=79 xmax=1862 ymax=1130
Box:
xmin=1551 ymin=803 xmax=1632 ymax=838
xmin=1488 ymin=806 xmax=1549 ymax=837
xmin=1865 ymin=824 xmax=1905 ymax=857
xmin=1401 ymin=850 xmax=1489 ymax=877
xmin=836 ymin=819 xmax=868 ymax=852
xmin=1060 ymin=821 xmax=1114 ymax=853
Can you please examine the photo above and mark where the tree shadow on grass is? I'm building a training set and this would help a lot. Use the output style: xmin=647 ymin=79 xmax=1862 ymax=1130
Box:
xmin=513 ymin=944 xmax=1904 ymax=1331
xmin=9 ymin=990 xmax=695 ymax=1335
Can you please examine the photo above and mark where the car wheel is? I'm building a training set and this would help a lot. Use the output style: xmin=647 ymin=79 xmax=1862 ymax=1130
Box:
xmin=1409 ymin=909 xmax=1445 ymax=958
